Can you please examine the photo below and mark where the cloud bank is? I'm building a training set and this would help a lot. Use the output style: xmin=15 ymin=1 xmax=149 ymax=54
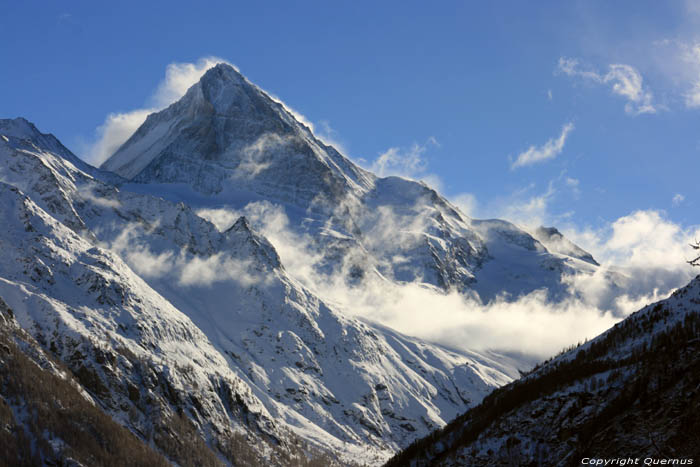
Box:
xmin=196 ymin=197 xmax=699 ymax=361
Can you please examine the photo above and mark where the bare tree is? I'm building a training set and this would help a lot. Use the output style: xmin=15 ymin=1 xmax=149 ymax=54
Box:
xmin=689 ymin=240 xmax=700 ymax=267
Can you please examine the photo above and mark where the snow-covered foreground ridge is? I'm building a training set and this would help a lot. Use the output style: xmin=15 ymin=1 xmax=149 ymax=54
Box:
xmin=0 ymin=116 xmax=517 ymax=464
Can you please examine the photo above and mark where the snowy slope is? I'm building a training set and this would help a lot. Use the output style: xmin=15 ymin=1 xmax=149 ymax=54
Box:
xmin=100 ymin=63 xmax=600 ymax=301
xmin=385 ymin=276 xmax=700 ymax=466
xmin=0 ymin=295 xmax=173 ymax=466
xmin=0 ymin=118 xmax=521 ymax=463
xmin=0 ymin=181 xmax=290 ymax=462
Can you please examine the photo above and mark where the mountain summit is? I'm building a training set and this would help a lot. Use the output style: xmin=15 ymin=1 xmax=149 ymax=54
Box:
xmin=102 ymin=62 xmax=373 ymax=209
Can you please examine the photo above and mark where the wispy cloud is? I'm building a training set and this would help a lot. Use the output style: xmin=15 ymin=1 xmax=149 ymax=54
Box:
xmin=106 ymin=222 xmax=265 ymax=288
xmin=511 ymin=122 xmax=574 ymax=170
xmin=557 ymin=57 xmax=656 ymax=115
xmin=151 ymin=59 xmax=236 ymax=108
xmin=680 ymin=43 xmax=700 ymax=108
xmin=560 ymin=210 xmax=700 ymax=313
xmin=451 ymin=193 xmax=478 ymax=218
xmin=672 ymin=193 xmax=685 ymax=206
xmin=84 ymin=109 xmax=153 ymax=167
xmin=234 ymin=133 xmax=291 ymax=179
xmin=367 ymin=137 xmax=443 ymax=190
xmin=313 ymin=120 xmax=348 ymax=154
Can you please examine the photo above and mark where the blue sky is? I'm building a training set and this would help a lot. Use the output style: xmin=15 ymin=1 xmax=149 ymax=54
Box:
xmin=2 ymin=1 xmax=699 ymax=259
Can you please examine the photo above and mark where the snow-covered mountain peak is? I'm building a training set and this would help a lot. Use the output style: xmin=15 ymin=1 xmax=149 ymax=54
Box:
xmin=197 ymin=62 xmax=269 ymax=115
xmin=224 ymin=215 xmax=283 ymax=269
xmin=0 ymin=117 xmax=43 ymax=140
xmin=1 ymin=117 xmax=123 ymax=187
xmin=101 ymin=63 xmax=374 ymax=208
xmin=227 ymin=214 xmax=252 ymax=232
xmin=1 ymin=117 xmax=73 ymax=160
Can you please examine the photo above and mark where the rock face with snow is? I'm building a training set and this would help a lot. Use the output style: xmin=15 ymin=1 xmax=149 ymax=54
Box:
xmin=385 ymin=277 xmax=700 ymax=466
xmin=102 ymin=64 xmax=373 ymax=210
xmin=0 ymin=296 xmax=172 ymax=466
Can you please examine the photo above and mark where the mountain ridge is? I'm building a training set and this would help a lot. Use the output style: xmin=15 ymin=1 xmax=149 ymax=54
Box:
xmin=99 ymin=63 xmax=602 ymax=304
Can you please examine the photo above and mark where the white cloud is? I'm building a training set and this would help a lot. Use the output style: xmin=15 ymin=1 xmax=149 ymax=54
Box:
xmin=511 ymin=123 xmax=574 ymax=169
xmin=79 ymin=186 xmax=121 ymax=209
xmin=231 ymin=198 xmax=699 ymax=359
xmin=606 ymin=64 xmax=656 ymax=115
xmin=604 ymin=210 xmax=695 ymax=269
xmin=565 ymin=177 xmax=581 ymax=198
xmin=178 ymin=253 xmax=260 ymax=287
xmin=557 ymin=57 xmax=656 ymax=115
xmin=83 ymin=56 xmax=230 ymax=166
xmin=451 ymin=177 xmax=570 ymax=227
xmin=195 ymin=208 xmax=240 ymax=231
xmin=672 ymin=193 xmax=685 ymax=206
xmin=105 ymin=222 xmax=265 ymax=288
xmin=367 ymin=137 xmax=442 ymax=189
xmin=152 ymin=57 xmax=232 ymax=108
xmin=499 ymin=185 xmax=555 ymax=227
xmin=372 ymin=146 xmax=427 ymax=177
xmin=84 ymin=109 xmax=153 ymax=166
xmin=685 ymin=80 xmax=700 ymax=108
xmin=650 ymin=34 xmax=700 ymax=110
xmin=560 ymin=210 xmax=700 ymax=313
xmin=557 ymin=57 xmax=601 ymax=81
xmin=451 ymin=193 xmax=478 ymax=218
xmin=234 ymin=133 xmax=291 ymax=179
xmin=565 ymin=177 xmax=579 ymax=187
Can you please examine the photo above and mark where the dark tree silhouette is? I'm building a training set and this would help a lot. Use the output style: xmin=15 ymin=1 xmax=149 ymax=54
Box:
xmin=690 ymin=240 xmax=700 ymax=267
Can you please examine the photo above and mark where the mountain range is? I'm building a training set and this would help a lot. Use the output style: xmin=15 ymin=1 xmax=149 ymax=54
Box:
xmin=0 ymin=63 xmax=690 ymax=465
